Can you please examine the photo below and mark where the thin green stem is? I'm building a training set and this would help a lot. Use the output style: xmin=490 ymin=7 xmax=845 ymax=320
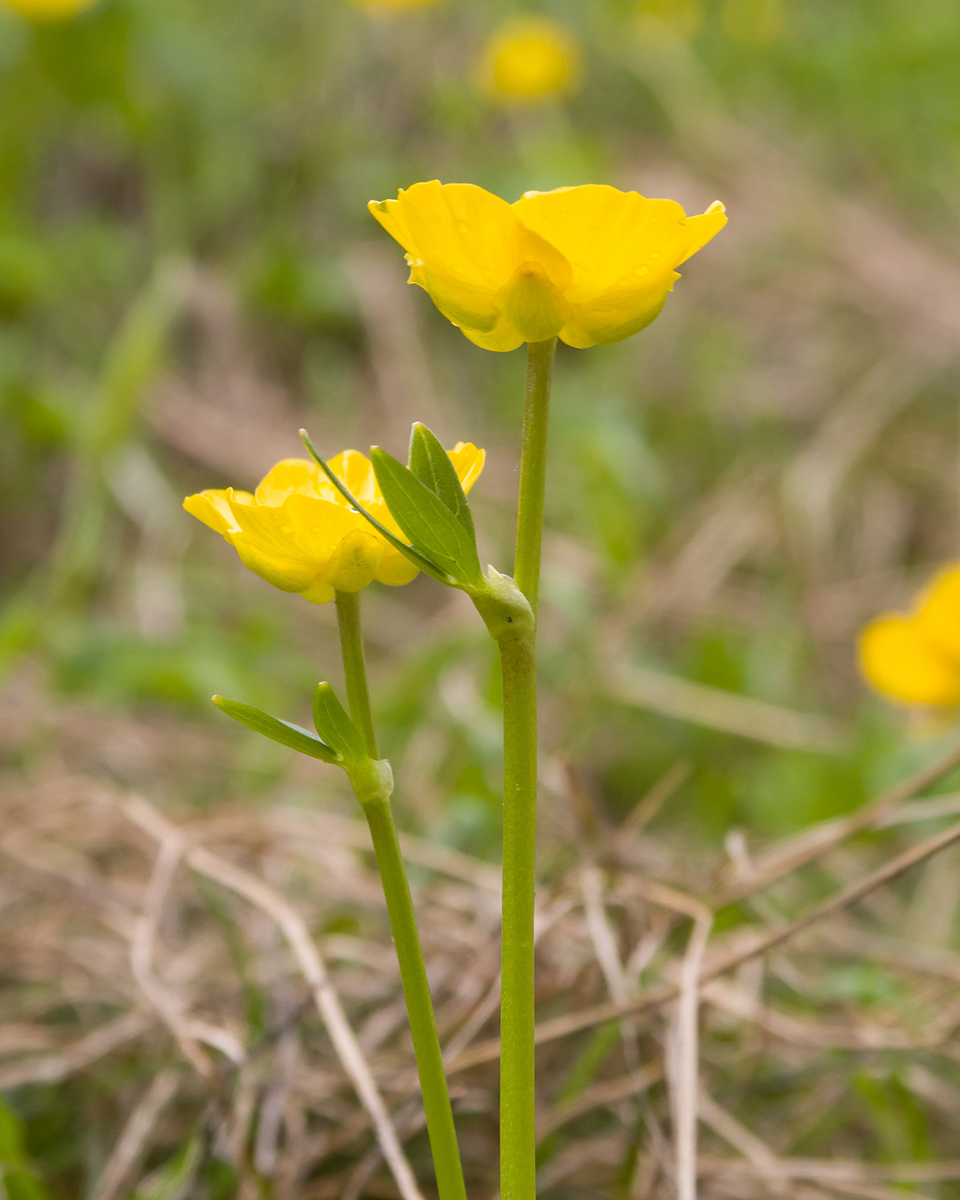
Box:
xmin=514 ymin=338 xmax=557 ymax=613
xmin=335 ymin=590 xmax=379 ymax=758
xmin=334 ymin=590 xmax=466 ymax=1200
xmin=499 ymin=627 xmax=538 ymax=1200
xmin=498 ymin=338 xmax=556 ymax=1200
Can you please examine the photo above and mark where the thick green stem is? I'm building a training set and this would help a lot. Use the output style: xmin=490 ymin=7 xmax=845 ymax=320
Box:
xmin=513 ymin=338 xmax=557 ymax=612
xmin=499 ymin=628 xmax=539 ymax=1200
xmin=498 ymin=338 xmax=556 ymax=1200
xmin=334 ymin=590 xmax=466 ymax=1200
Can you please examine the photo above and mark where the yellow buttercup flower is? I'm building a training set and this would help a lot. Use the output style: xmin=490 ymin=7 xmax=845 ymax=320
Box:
xmin=1 ymin=0 xmax=99 ymax=17
xmin=185 ymin=444 xmax=484 ymax=604
xmin=369 ymin=181 xmax=726 ymax=351
xmin=479 ymin=17 xmax=582 ymax=105
xmin=858 ymin=564 xmax=960 ymax=708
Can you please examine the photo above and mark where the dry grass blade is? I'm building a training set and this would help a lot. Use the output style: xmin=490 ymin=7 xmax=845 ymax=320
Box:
xmin=122 ymin=795 xmax=427 ymax=1200
xmin=610 ymin=663 xmax=846 ymax=753
xmin=447 ymin=812 xmax=960 ymax=1070
xmin=91 ymin=1068 xmax=181 ymax=1200
xmin=0 ymin=1011 xmax=151 ymax=1090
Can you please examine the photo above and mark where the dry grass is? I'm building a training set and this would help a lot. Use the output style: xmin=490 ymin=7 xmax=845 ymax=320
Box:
xmin=5 ymin=672 xmax=960 ymax=1199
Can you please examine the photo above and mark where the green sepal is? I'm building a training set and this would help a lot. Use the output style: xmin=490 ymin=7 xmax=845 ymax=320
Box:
xmin=299 ymin=429 xmax=451 ymax=584
xmin=408 ymin=422 xmax=477 ymax=543
xmin=212 ymin=695 xmax=340 ymax=763
xmin=371 ymin=446 xmax=484 ymax=588
xmin=312 ymin=682 xmax=366 ymax=762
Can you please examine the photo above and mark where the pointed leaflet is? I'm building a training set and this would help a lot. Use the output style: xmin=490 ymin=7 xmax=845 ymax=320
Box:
xmin=371 ymin=447 xmax=483 ymax=588
xmin=312 ymin=682 xmax=366 ymax=762
xmin=213 ymin=696 xmax=340 ymax=763
xmin=407 ymin=422 xmax=477 ymax=543
xmin=298 ymin=429 xmax=452 ymax=584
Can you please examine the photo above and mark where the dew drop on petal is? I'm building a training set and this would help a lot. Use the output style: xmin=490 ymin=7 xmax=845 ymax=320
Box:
xmin=635 ymin=265 xmax=650 ymax=277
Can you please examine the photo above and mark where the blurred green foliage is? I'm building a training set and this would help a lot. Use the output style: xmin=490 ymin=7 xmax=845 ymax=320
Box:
xmin=5 ymin=0 xmax=960 ymax=1192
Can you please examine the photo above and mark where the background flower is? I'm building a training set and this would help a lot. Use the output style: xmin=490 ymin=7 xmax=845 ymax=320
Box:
xmin=859 ymin=565 xmax=960 ymax=708
xmin=478 ymin=17 xmax=582 ymax=105
xmin=1 ymin=0 xmax=99 ymax=18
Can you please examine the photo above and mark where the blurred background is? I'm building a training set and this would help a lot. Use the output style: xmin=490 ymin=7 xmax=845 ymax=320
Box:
xmin=6 ymin=0 xmax=960 ymax=1195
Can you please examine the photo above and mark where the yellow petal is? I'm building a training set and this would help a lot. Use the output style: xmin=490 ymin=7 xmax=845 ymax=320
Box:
xmin=560 ymin=274 xmax=677 ymax=348
xmin=254 ymin=458 xmax=327 ymax=505
xmin=448 ymin=442 xmax=486 ymax=493
xmin=183 ymin=490 xmax=241 ymax=538
xmin=915 ymin=563 xmax=960 ymax=659
xmin=375 ymin=547 xmax=421 ymax=586
xmin=459 ymin=315 xmax=526 ymax=352
xmin=300 ymin=579 xmax=336 ymax=604
xmin=858 ymin=616 xmax=960 ymax=708
xmin=369 ymin=182 xmax=518 ymax=332
xmin=513 ymin=186 xmax=724 ymax=305
xmin=327 ymin=449 xmax=379 ymax=505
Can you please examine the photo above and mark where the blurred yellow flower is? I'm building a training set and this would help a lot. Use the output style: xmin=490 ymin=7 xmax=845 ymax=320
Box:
xmin=859 ymin=565 xmax=960 ymax=708
xmin=1 ymin=0 xmax=99 ymax=18
xmin=369 ymin=181 xmax=726 ymax=351
xmin=479 ymin=17 xmax=581 ymax=105
xmin=184 ymin=444 xmax=484 ymax=604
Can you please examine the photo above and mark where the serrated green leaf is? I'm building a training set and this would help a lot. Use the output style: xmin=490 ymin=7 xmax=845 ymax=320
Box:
xmin=408 ymin=422 xmax=477 ymax=543
xmin=312 ymin=683 xmax=366 ymax=762
xmin=299 ymin=429 xmax=451 ymax=584
xmin=213 ymin=696 xmax=339 ymax=763
xmin=371 ymin=447 xmax=483 ymax=588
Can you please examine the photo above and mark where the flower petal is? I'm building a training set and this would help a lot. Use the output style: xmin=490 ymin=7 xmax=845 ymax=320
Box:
xmin=513 ymin=185 xmax=724 ymax=304
xmin=448 ymin=442 xmax=486 ymax=493
xmin=560 ymin=274 xmax=676 ymax=347
xmin=254 ymin=458 xmax=327 ymax=505
xmin=370 ymin=182 xmax=518 ymax=332
xmin=183 ymin=489 xmax=242 ymax=537
xmin=915 ymin=563 xmax=960 ymax=659
xmin=858 ymin=616 xmax=960 ymax=707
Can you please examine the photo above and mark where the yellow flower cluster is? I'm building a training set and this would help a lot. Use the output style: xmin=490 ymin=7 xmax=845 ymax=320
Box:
xmin=479 ymin=17 xmax=581 ymax=105
xmin=1 ymin=0 xmax=98 ymax=17
xmin=370 ymin=181 xmax=726 ymax=351
xmin=859 ymin=565 xmax=960 ymax=708
xmin=184 ymin=445 xmax=484 ymax=604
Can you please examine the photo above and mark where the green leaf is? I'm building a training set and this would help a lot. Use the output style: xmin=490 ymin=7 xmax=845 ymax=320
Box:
xmin=299 ymin=429 xmax=450 ymax=584
xmin=408 ymin=422 xmax=476 ymax=543
xmin=212 ymin=696 xmax=339 ymax=763
xmin=312 ymin=683 xmax=366 ymax=762
xmin=371 ymin=447 xmax=483 ymax=588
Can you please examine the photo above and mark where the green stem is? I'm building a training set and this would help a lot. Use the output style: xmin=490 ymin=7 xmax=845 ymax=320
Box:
xmin=513 ymin=338 xmax=557 ymax=612
xmin=334 ymin=590 xmax=466 ymax=1200
xmin=499 ymin=338 xmax=556 ymax=1200
xmin=335 ymin=590 xmax=380 ymax=758
xmin=499 ymin=627 xmax=538 ymax=1200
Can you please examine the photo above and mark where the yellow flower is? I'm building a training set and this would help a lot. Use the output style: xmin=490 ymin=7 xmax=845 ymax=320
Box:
xmin=479 ymin=17 xmax=582 ymax=105
xmin=858 ymin=565 xmax=960 ymax=708
xmin=369 ymin=181 xmax=726 ymax=351
xmin=184 ymin=444 xmax=485 ymax=604
xmin=1 ymin=0 xmax=99 ymax=17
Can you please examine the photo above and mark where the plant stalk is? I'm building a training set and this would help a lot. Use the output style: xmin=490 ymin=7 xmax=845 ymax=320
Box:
xmin=334 ymin=590 xmax=466 ymax=1200
xmin=499 ymin=337 xmax=556 ymax=1200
